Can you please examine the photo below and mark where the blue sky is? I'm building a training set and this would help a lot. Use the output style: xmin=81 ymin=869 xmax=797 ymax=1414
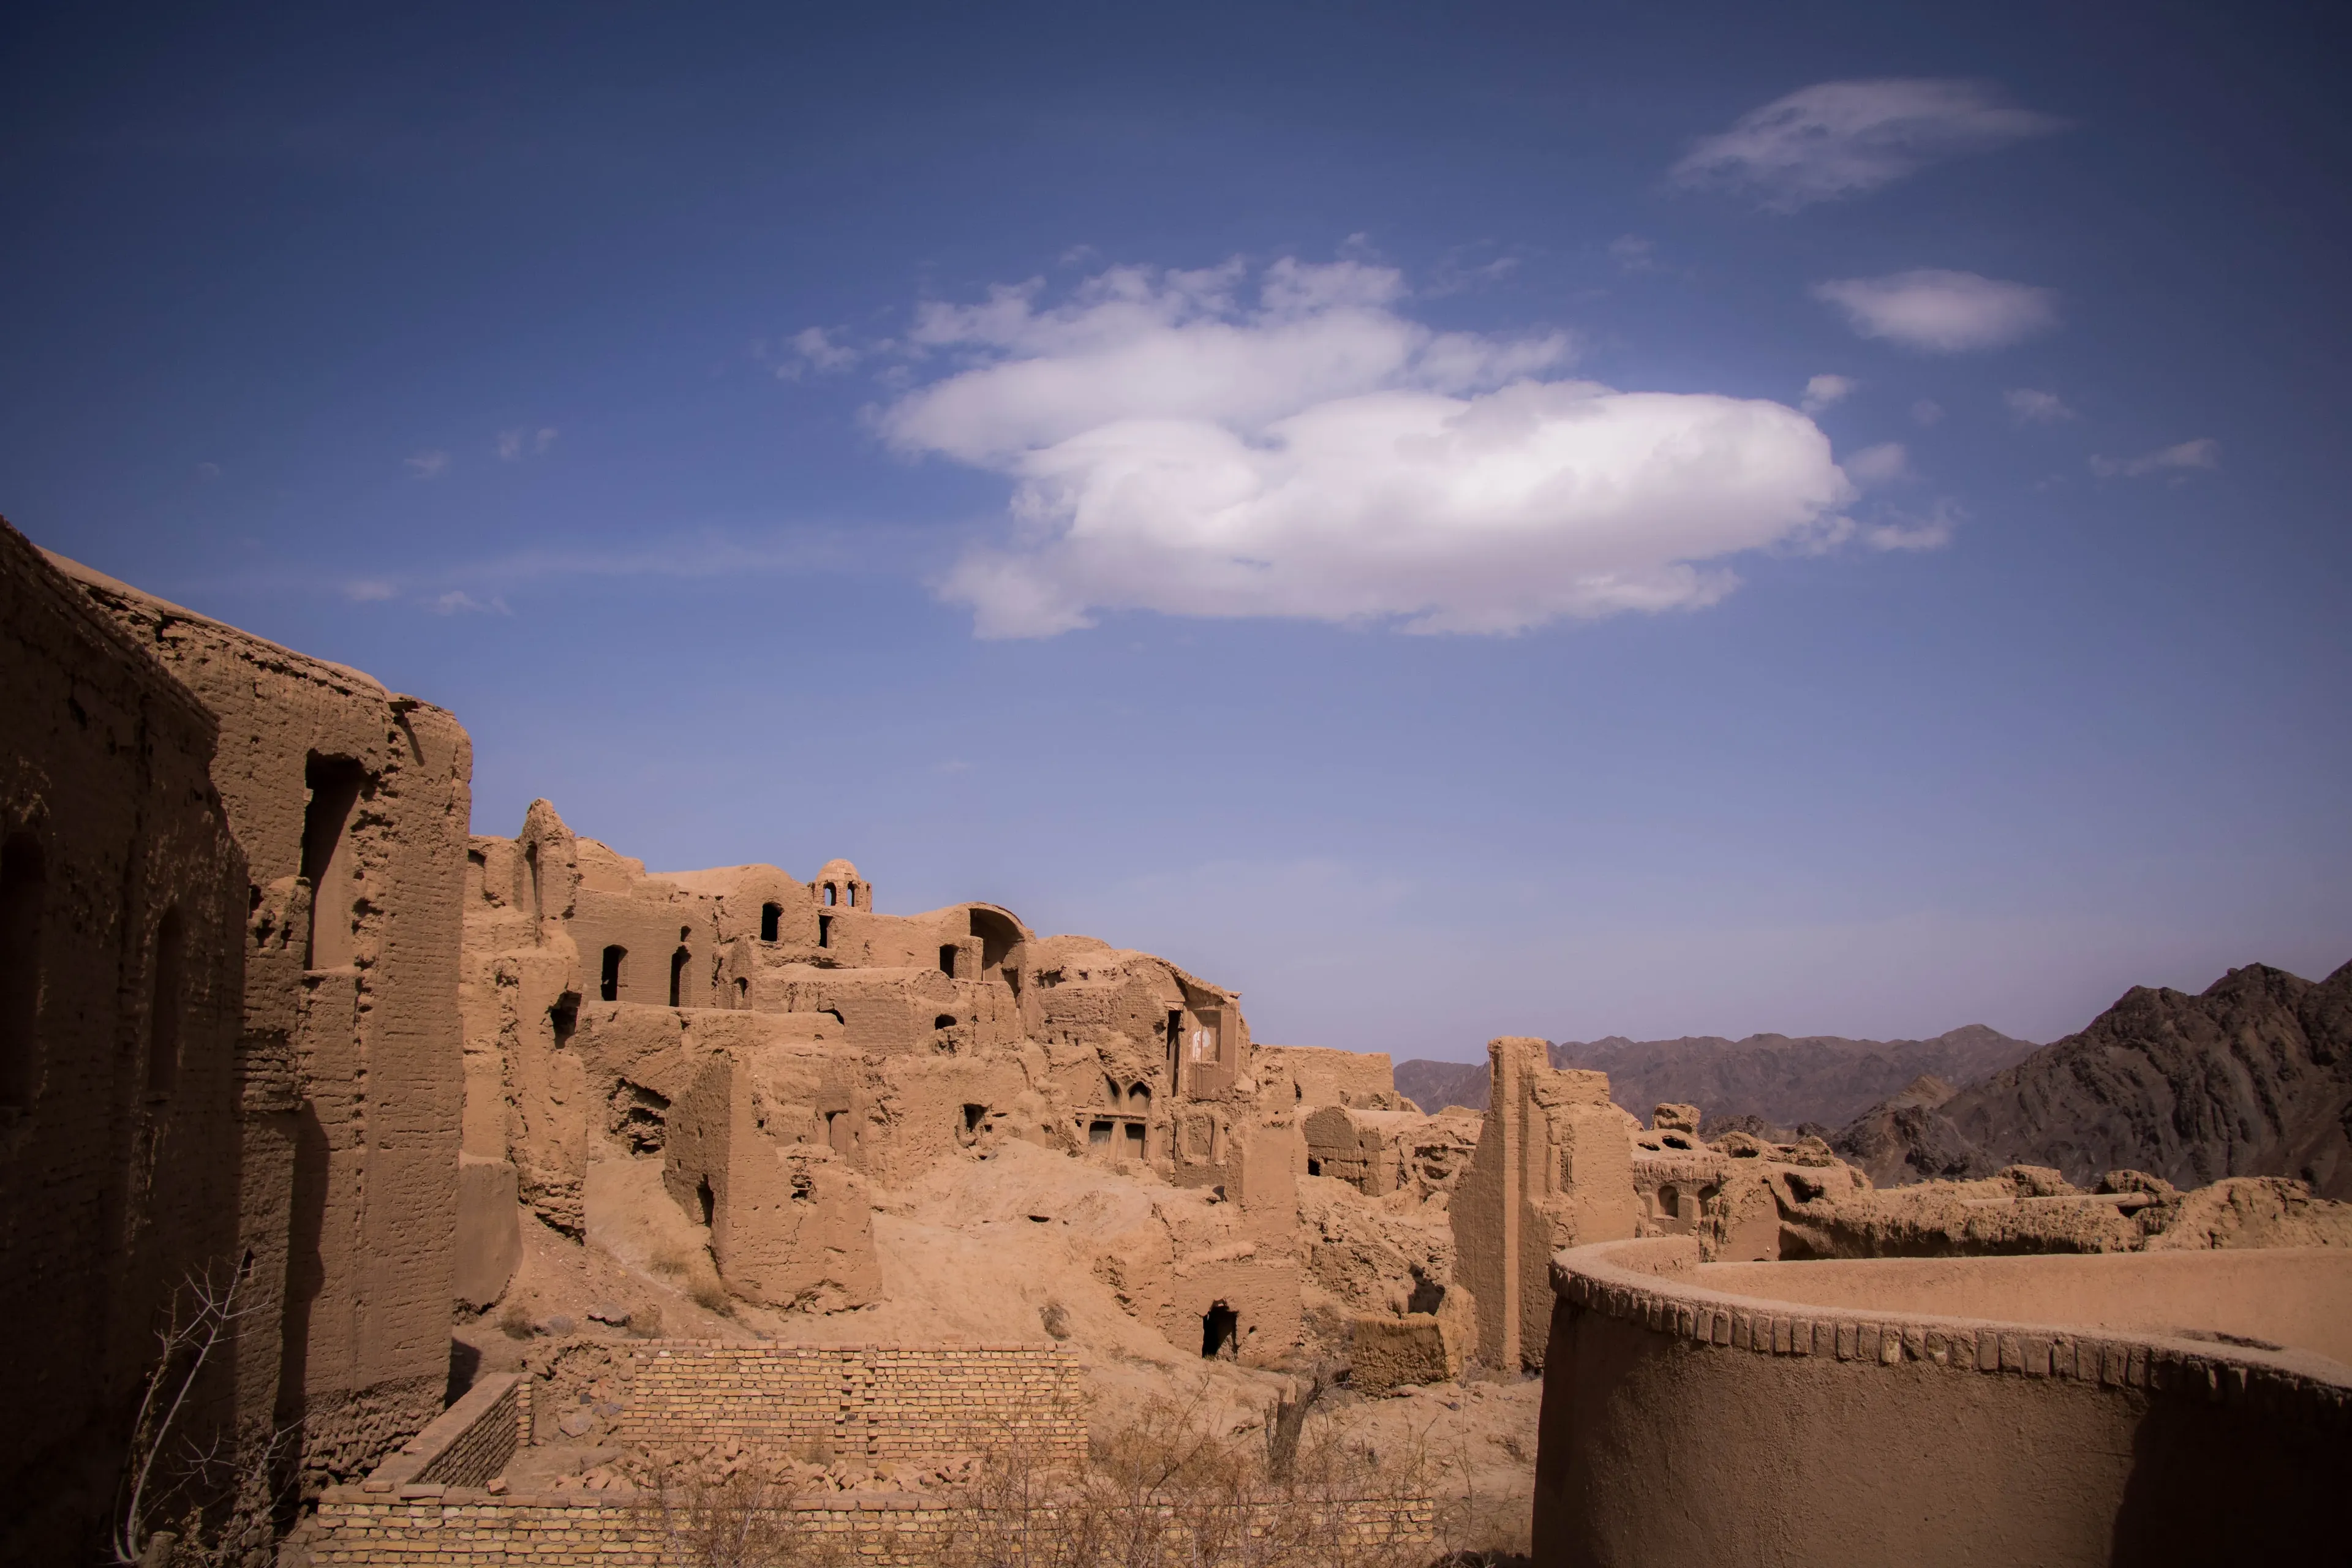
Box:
xmin=6 ymin=2 xmax=2347 ymax=1057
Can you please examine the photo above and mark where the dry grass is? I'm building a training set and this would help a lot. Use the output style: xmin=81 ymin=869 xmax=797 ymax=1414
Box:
xmin=630 ymin=1387 xmax=1463 ymax=1568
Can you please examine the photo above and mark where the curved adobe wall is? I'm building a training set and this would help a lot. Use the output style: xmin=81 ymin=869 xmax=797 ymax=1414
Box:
xmin=1700 ymin=1249 xmax=2352 ymax=1366
xmin=1531 ymin=1237 xmax=2352 ymax=1568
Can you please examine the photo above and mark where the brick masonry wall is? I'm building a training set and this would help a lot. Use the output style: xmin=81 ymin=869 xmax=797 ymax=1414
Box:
xmin=358 ymin=1375 xmax=521 ymax=1494
xmin=612 ymin=1342 xmax=1087 ymax=1464
xmin=312 ymin=1491 xmax=1437 ymax=1567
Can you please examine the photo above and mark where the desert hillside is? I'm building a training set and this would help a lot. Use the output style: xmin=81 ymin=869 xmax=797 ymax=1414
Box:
xmin=1396 ymin=1023 xmax=2036 ymax=1129
xmin=1836 ymin=959 xmax=2352 ymax=1197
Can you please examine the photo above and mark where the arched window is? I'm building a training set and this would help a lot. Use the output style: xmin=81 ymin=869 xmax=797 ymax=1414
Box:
xmin=669 ymin=946 xmax=689 ymax=1008
xmin=817 ymin=914 xmax=832 ymax=949
xmin=522 ymin=841 xmax=542 ymax=921
xmin=147 ymin=907 xmax=184 ymax=1097
xmin=760 ymin=902 xmax=782 ymax=943
xmin=1129 ymin=1083 xmax=1150 ymax=1112
xmin=0 ymin=832 xmax=45 ymax=1109
xmin=823 ymin=883 xmax=837 ymax=907
xmin=938 ymin=944 xmax=958 ymax=977
xmin=600 ymin=945 xmax=627 ymax=1002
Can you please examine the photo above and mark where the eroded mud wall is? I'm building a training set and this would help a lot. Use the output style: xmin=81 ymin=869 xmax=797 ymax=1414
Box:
xmin=0 ymin=522 xmax=248 ymax=1561
xmin=56 ymin=551 xmax=473 ymax=1491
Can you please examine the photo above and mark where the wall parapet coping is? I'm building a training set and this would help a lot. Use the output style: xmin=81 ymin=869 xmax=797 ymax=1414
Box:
xmin=359 ymin=1374 xmax=522 ymax=1494
xmin=1550 ymin=1237 xmax=2352 ymax=1428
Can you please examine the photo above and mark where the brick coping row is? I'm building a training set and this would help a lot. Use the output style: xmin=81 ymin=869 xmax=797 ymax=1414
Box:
xmin=622 ymin=1340 xmax=1077 ymax=1353
xmin=323 ymin=1485 xmax=945 ymax=1510
xmin=1550 ymin=1237 xmax=2352 ymax=1426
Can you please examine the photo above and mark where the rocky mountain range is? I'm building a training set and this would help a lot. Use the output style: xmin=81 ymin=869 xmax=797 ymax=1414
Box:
xmin=1393 ymin=1024 xmax=2038 ymax=1129
xmin=1833 ymin=960 xmax=2352 ymax=1199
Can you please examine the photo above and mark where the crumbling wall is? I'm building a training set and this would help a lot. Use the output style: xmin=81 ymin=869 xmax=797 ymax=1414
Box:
xmin=0 ymin=522 xmax=249 ymax=1562
xmin=58 ymin=549 xmax=472 ymax=1491
xmin=1452 ymin=1038 xmax=1637 ymax=1370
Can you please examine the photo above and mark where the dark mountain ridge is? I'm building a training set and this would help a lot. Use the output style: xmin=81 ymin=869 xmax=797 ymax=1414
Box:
xmin=1835 ymin=959 xmax=2352 ymax=1199
xmin=1393 ymin=1024 xmax=2038 ymax=1126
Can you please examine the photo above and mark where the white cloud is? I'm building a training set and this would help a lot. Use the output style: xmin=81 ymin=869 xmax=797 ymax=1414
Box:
xmin=2004 ymin=388 xmax=2076 ymax=424
xmin=431 ymin=589 xmax=510 ymax=616
xmin=874 ymin=258 xmax=1873 ymax=638
xmin=1814 ymin=270 xmax=2058 ymax=352
xmin=194 ymin=461 xmax=222 ymax=481
xmin=1862 ymin=497 xmax=1960 ymax=551
xmin=1609 ymin=235 xmax=1658 ymax=274
xmin=780 ymin=326 xmax=859 ymax=378
xmin=344 ymin=579 xmax=396 ymax=602
xmin=405 ymin=450 xmax=451 ymax=479
xmin=1844 ymin=442 xmax=1910 ymax=485
xmin=1672 ymin=78 xmax=2065 ymax=210
xmin=497 ymin=426 xmax=559 ymax=459
xmin=2091 ymin=439 xmax=2220 ymax=478
xmin=1801 ymin=374 xmax=1857 ymax=413
xmin=1912 ymin=399 xmax=1945 ymax=426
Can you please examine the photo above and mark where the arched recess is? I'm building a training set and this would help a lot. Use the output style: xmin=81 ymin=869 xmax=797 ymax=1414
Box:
xmin=0 ymin=832 xmax=45 ymax=1109
xmin=147 ymin=907 xmax=185 ymax=1096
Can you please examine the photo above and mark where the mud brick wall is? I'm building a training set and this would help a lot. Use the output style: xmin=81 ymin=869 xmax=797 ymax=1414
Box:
xmin=616 ymin=1341 xmax=1085 ymax=1463
xmin=360 ymin=1374 xmax=522 ymax=1494
xmin=312 ymin=1490 xmax=1436 ymax=1566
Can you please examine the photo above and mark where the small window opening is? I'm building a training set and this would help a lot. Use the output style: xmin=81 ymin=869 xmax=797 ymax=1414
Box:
xmin=669 ymin=946 xmax=689 ymax=1007
xmin=300 ymin=756 xmax=366 ymax=969
xmin=939 ymin=944 xmax=958 ymax=978
xmin=1306 ymin=1158 xmax=1322 ymax=1177
xmin=735 ymin=976 xmax=750 ymax=1002
xmin=549 ymin=993 xmax=579 ymax=1049
xmin=1089 ymin=1120 xmax=1114 ymax=1148
xmin=1407 ymin=1276 xmax=1446 ymax=1315
xmin=146 ymin=907 xmax=184 ymax=1097
xmin=0 ymin=832 xmax=45 ymax=1109
xmin=824 ymin=883 xmax=837 ymax=907
xmin=523 ymin=841 xmax=542 ymax=921
xmin=600 ymin=946 xmax=627 ymax=1002
xmin=1657 ymin=1185 xmax=1680 ymax=1219
xmin=760 ymin=902 xmax=782 ymax=942
xmin=1201 ymin=1302 xmax=1239 ymax=1359
xmin=826 ymin=1109 xmax=855 ymax=1157
xmin=964 ymin=1103 xmax=987 ymax=1133
xmin=696 ymin=1177 xmax=715 ymax=1229
xmin=1129 ymin=1083 xmax=1150 ymax=1111
xmin=1166 ymin=1009 xmax=1183 ymax=1072
xmin=1124 ymin=1122 xmax=1145 ymax=1159
xmin=817 ymin=914 xmax=832 ymax=949
xmin=1105 ymin=1074 xmax=1121 ymax=1107
xmin=934 ymin=1014 xmax=956 ymax=1030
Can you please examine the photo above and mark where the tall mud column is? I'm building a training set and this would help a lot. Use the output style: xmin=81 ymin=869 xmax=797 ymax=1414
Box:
xmin=1452 ymin=1036 xmax=1636 ymax=1370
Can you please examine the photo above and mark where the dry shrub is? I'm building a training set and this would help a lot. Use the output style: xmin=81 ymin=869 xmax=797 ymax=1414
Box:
xmin=944 ymin=1387 xmax=1436 ymax=1568
xmin=634 ymin=1451 xmax=850 ymax=1568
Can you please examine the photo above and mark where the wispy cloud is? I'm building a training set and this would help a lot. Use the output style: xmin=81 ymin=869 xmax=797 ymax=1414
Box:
xmin=1814 ymin=270 xmax=2058 ymax=352
xmin=194 ymin=461 xmax=222 ymax=481
xmin=1800 ymin=374 xmax=1856 ymax=414
xmin=777 ymin=326 xmax=859 ymax=379
xmin=1862 ymin=497 xmax=1961 ymax=551
xmin=1844 ymin=442 xmax=1911 ymax=486
xmin=430 ymin=589 xmax=511 ymax=616
xmin=405 ymin=449 xmax=451 ymax=479
xmin=2091 ymin=439 xmax=2219 ymax=478
xmin=1912 ymin=400 xmax=1945 ymax=426
xmin=870 ymin=256 xmax=1872 ymax=638
xmin=344 ymin=579 xmax=397 ymax=602
xmin=2004 ymin=388 xmax=2076 ymax=424
xmin=1672 ymin=78 xmax=2065 ymax=211
xmin=496 ymin=426 xmax=559 ymax=460
xmin=1608 ymin=235 xmax=1659 ymax=274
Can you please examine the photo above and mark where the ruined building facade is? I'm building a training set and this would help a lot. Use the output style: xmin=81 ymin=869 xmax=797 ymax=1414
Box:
xmin=2 ymin=525 xmax=472 ymax=1559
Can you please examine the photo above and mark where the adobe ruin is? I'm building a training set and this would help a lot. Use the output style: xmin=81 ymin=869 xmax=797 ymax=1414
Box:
xmin=6 ymin=516 xmax=2348 ymax=1565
